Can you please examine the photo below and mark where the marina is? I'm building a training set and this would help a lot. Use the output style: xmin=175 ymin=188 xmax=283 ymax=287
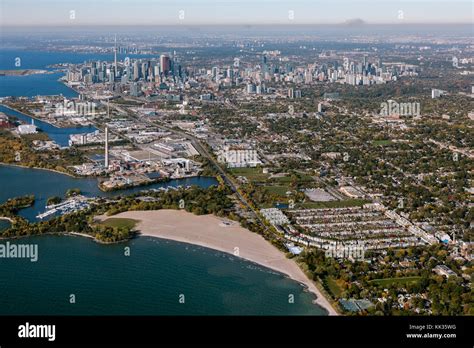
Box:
xmin=36 ymin=195 xmax=92 ymax=220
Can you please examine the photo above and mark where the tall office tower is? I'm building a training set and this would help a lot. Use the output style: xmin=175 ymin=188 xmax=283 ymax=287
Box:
xmin=246 ymin=83 xmax=256 ymax=94
xmin=160 ymin=54 xmax=170 ymax=75
xmin=227 ymin=68 xmax=234 ymax=81
xmin=130 ymin=82 xmax=142 ymax=97
xmin=350 ymin=62 xmax=356 ymax=73
xmin=377 ymin=58 xmax=382 ymax=69
xmin=104 ymin=126 xmax=109 ymax=169
xmin=211 ymin=67 xmax=218 ymax=79
xmin=114 ymin=34 xmax=118 ymax=79
xmin=125 ymin=66 xmax=131 ymax=81
xmin=261 ymin=55 xmax=268 ymax=74
xmin=175 ymin=64 xmax=182 ymax=78
xmin=288 ymin=88 xmax=294 ymax=99
xmin=141 ymin=62 xmax=148 ymax=80
xmin=343 ymin=57 xmax=349 ymax=71
xmin=170 ymin=60 xmax=176 ymax=76
xmin=146 ymin=63 xmax=153 ymax=80
xmin=133 ymin=61 xmax=140 ymax=80
xmin=91 ymin=61 xmax=98 ymax=82
xmin=304 ymin=70 xmax=313 ymax=84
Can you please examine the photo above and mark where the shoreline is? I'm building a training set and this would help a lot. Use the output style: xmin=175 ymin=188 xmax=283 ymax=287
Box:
xmin=0 ymin=162 xmax=165 ymax=194
xmin=0 ymin=104 xmax=64 ymax=130
xmin=98 ymin=209 xmax=339 ymax=316
xmin=0 ymin=103 xmax=92 ymax=131
xmin=0 ymin=163 xmax=218 ymax=197
xmin=0 ymin=69 xmax=50 ymax=76
xmin=0 ymin=162 xmax=77 ymax=178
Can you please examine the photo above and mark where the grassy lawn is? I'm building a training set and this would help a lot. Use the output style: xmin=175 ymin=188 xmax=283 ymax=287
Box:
xmin=100 ymin=218 xmax=139 ymax=230
xmin=373 ymin=139 xmax=393 ymax=146
xmin=229 ymin=167 xmax=268 ymax=182
xmin=272 ymin=173 xmax=314 ymax=184
xmin=325 ymin=276 xmax=344 ymax=298
xmin=271 ymin=176 xmax=292 ymax=183
xmin=369 ymin=276 xmax=422 ymax=287
xmin=264 ymin=185 xmax=292 ymax=196
xmin=300 ymin=199 xmax=370 ymax=209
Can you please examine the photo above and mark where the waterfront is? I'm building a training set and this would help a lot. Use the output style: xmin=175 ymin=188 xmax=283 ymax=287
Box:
xmin=108 ymin=209 xmax=337 ymax=315
xmin=0 ymin=164 xmax=218 ymax=221
xmin=0 ymin=164 xmax=328 ymax=315
xmin=0 ymin=105 xmax=96 ymax=147
xmin=0 ymin=235 xmax=326 ymax=315
xmin=0 ymin=49 xmax=156 ymax=98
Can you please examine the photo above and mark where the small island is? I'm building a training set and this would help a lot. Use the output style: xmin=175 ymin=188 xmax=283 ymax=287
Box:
xmin=0 ymin=69 xmax=49 ymax=76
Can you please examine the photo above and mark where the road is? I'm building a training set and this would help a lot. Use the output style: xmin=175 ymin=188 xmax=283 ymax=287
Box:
xmin=108 ymin=102 xmax=269 ymax=228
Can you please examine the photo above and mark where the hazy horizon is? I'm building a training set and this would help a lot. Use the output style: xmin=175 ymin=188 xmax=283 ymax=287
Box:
xmin=1 ymin=0 xmax=472 ymax=26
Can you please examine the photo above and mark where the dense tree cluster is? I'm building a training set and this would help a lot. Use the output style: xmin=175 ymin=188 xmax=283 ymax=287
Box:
xmin=298 ymin=245 xmax=473 ymax=316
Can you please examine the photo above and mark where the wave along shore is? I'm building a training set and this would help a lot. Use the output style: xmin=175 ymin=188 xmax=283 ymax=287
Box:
xmin=98 ymin=209 xmax=338 ymax=316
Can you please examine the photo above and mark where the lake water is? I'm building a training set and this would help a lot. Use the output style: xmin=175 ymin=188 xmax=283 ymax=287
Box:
xmin=0 ymin=165 xmax=326 ymax=315
xmin=0 ymin=235 xmax=325 ymax=315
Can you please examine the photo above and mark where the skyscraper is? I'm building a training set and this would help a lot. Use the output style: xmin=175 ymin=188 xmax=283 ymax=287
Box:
xmin=211 ymin=66 xmax=218 ymax=81
xmin=288 ymin=88 xmax=294 ymax=99
xmin=133 ymin=61 xmax=140 ymax=80
xmin=114 ymin=34 xmax=118 ymax=79
xmin=227 ymin=67 xmax=234 ymax=81
xmin=160 ymin=54 xmax=170 ymax=75
xmin=141 ymin=62 xmax=148 ymax=80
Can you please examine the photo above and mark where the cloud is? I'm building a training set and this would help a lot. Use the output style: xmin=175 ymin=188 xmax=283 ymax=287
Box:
xmin=344 ymin=18 xmax=367 ymax=26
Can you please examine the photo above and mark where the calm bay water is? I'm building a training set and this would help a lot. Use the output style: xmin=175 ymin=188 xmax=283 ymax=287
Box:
xmin=0 ymin=73 xmax=78 ymax=98
xmin=0 ymin=219 xmax=11 ymax=232
xmin=0 ymin=105 xmax=97 ymax=147
xmin=0 ymin=164 xmax=218 ymax=221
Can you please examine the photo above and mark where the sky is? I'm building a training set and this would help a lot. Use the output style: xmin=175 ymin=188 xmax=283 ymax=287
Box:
xmin=1 ymin=0 xmax=472 ymax=26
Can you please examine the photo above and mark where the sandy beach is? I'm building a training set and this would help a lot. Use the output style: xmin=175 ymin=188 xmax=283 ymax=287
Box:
xmin=99 ymin=209 xmax=338 ymax=315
